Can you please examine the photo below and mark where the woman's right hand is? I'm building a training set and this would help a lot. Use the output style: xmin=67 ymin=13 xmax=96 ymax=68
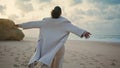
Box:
xmin=14 ymin=24 xmax=19 ymax=27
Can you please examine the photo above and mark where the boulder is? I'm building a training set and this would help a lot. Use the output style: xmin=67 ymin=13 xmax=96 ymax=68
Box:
xmin=0 ymin=19 xmax=24 ymax=41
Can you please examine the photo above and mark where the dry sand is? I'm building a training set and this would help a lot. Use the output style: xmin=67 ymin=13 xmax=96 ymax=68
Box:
xmin=0 ymin=37 xmax=120 ymax=68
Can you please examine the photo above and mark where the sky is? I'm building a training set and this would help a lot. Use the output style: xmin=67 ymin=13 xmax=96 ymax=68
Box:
xmin=0 ymin=0 xmax=120 ymax=37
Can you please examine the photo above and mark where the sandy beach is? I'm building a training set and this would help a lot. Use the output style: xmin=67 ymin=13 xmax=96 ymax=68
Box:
xmin=0 ymin=37 xmax=120 ymax=68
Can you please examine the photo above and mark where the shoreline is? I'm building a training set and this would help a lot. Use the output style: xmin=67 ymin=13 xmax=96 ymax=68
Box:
xmin=24 ymin=36 xmax=120 ymax=43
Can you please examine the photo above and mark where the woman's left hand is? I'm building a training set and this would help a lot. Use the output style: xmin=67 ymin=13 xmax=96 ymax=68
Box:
xmin=81 ymin=31 xmax=91 ymax=39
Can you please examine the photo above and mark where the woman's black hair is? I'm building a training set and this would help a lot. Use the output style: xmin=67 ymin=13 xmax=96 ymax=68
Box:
xmin=51 ymin=6 xmax=62 ymax=18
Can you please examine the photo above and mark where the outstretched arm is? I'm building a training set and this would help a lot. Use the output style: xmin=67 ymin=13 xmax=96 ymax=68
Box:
xmin=15 ymin=21 xmax=42 ymax=29
xmin=15 ymin=19 xmax=45 ymax=29
xmin=65 ymin=21 xmax=91 ymax=39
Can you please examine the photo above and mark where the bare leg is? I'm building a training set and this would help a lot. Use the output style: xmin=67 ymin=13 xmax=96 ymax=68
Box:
xmin=28 ymin=61 xmax=38 ymax=68
xmin=41 ymin=64 xmax=49 ymax=68
xmin=28 ymin=63 xmax=34 ymax=68
xmin=51 ymin=46 xmax=65 ymax=68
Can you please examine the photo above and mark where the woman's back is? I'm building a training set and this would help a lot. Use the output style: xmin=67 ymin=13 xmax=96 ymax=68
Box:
xmin=38 ymin=17 xmax=70 ymax=55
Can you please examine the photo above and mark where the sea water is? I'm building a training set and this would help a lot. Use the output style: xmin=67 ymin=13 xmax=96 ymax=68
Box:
xmin=68 ymin=33 xmax=120 ymax=42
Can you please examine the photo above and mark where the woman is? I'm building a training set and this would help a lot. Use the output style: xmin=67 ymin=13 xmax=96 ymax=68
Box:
xmin=15 ymin=6 xmax=91 ymax=68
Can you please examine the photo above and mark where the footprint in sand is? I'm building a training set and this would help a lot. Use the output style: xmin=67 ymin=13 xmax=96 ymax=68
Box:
xmin=5 ymin=48 xmax=10 ymax=52
xmin=4 ymin=48 xmax=7 ymax=50
xmin=0 ymin=52 xmax=3 ymax=55
xmin=89 ymin=62 xmax=94 ymax=65
xmin=0 ymin=53 xmax=5 ymax=56
xmin=81 ymin=56 xmax=88 ymax=60
xmin=22 ymin=57 xmax=26 ymax=60
xmin=89 ymin=57 xmax=106 ymax=68
xmin=83 ymin=56 xmax=89 ymax=59
xmin=109 ymin=59 xmax=117 ymax=66
xmin=13 ymin=64 xmax=20 ymax=68
xmin=79 ymin=62 xmax=85 ymax=65
xmin=15 ymin=57 xmax=19 ymax=62
xmin=10 ymin=54 xmax=13 ymax=56
xmin=99 ymin=62 xmax=106 ymax=67
xmin=21 ymin=63 xmax=28 ymax=67
xmin=111 ymin=62 xmax=116 ymax=66
xmin=96 ymin=54 xmax=103 ymax=57
xmin=90 ymin=57 xmax=99 ymax=62
xmin=10 ymin=52 xmax=14 ymax=56
xmin=17 ymin=53 xmax=20 ymax=56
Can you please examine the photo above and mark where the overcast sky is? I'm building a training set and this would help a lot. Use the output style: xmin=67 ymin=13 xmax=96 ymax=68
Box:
xmin=0 ymin=0 xmax=120 ymax=35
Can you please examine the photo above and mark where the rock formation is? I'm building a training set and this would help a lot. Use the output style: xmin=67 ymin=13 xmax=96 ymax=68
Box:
xmin=0 ymin=19 xmax=24 ymax=41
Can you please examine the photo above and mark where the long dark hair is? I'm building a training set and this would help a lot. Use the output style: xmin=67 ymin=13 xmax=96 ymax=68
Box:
xmin=51 ymin=6 xmax=62 ymax=19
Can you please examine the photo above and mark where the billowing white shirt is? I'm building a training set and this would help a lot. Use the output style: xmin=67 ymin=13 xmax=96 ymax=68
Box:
xmin=19 ymin=16 xmax=86 ymax=67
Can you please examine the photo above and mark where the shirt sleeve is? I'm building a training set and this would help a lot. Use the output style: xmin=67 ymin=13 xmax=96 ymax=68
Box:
xmin=64 ymin=21 xmax=86 ymax=37
xmin=19 ymin=19 xmax=45 ymax=29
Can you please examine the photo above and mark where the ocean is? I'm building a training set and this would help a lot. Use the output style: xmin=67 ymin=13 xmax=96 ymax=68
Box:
xmin=68 ymin=34 xmax=120 ymax=42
